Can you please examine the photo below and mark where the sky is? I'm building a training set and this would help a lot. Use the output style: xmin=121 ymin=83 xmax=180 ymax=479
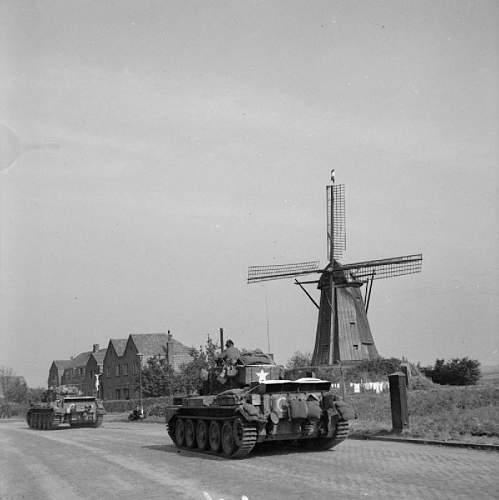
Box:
xmin=0 ymin=0 xmax=498 ymax=387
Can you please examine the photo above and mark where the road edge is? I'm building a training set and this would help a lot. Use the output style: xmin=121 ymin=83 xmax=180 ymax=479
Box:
xmin=349 ymin=434 xmax=499 ymax=451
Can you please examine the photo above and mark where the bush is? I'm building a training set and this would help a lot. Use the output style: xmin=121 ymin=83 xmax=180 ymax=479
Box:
xmin=286 ymin=351 xmax=312 ymax=369
xmin=430 ymin=357 xmax=481 ymax=386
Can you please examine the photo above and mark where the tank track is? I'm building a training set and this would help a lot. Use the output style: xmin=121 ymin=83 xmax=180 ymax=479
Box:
xmin=299 ymin=417 xmax=349 ymax=451
xmin=27 ymin=410 xmax=103 ymax=430
xmin=26 ymin=410 xmax=59 ymax=430
xmin=168 ymin=416 xmax=257 ymax=459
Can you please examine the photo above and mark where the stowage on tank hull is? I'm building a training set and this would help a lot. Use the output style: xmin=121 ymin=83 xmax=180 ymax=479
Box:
xmin=165 ymin=378 xmax=353 ymax=459
xmin=27 ymin=394 xmax=106 ymax=430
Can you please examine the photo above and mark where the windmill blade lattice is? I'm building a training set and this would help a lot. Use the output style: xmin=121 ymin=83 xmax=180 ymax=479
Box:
xmin=248 ymin=261 xmax=321 ymax=284
xmin=327 ymin=184 xmax=346 ymax=261
xmin=337 ymin=254 xmax=422 ymax=281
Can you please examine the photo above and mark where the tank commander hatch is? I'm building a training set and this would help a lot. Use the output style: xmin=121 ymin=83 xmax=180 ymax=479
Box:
xmin=215 ymin=339 xmax=241 ymax=365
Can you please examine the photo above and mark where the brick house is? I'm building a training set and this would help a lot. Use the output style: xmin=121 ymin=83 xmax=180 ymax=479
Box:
xmin=102 ymin=332 xmax=194 ymax=400
xmin=61 ymin=351 xmax=92 ymax=393
xmin=83 ymin=344 xmax=107 ymax=397
xmin=48 ymin=360 xmax=73 ymax=388
xmin=102 ymin=338 xmax=128 ymax=400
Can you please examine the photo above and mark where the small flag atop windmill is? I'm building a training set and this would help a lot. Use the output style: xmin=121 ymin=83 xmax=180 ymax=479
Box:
xmin=248 ymin=172 xmax=422 ymax=365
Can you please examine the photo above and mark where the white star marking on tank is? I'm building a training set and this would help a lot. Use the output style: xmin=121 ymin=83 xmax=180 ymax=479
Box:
xmin=257 ymin=369 xmax=269 ymax=382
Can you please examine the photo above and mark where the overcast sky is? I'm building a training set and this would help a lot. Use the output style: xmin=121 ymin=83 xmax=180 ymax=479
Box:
xmin=1 ymin=0 xmax=498 ymax=387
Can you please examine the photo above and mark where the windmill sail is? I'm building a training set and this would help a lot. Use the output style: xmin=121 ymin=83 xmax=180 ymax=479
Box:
xmin=248 ymin=261 xmax=321 ymax=284
xmin=337 ymin=254 xmax=422 ymax=281
xmin=327 ymin=184 xmax=346 ymax=262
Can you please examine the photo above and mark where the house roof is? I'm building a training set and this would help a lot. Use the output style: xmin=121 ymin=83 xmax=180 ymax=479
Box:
xmin=129 ymin=333 xmax=169 ymax=356
xmin=52 ymin=360 xmax=73 ymax=370
xmin=70 ymin=351 xmax=92 ymax=368
xmin=168 ymin=338 xmax=194 ymax=356
xmin=109 ymin=339 xmax=128 ymax=357
xmin=90 ymin=348 xmax=107 ymax=365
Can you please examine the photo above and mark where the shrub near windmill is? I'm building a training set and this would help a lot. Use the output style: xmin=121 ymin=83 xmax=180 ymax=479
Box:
xmin=248 ymin=173 xmax=423 ymax=366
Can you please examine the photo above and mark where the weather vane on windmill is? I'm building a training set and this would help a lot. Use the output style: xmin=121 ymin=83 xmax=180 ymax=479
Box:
xmin=248 ymin=171 xmax=422 ymax=366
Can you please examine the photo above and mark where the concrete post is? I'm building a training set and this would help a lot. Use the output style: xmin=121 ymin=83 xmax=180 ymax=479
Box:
xmin=388 ymin=372 xmax=409 ymax=433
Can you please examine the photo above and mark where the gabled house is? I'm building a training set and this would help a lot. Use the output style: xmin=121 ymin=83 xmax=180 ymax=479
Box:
xmin=102 ymin=338 xmax=128 ymax=400
xmin=83 ymin=344 xmax=107 ymax=397
xmin=61 ymin=351 xmax=92 ymax=392
xmin=48 ymin=360 xmax=73 ymax=388
xmin=102 ymin=332 xmax=193 ymax=400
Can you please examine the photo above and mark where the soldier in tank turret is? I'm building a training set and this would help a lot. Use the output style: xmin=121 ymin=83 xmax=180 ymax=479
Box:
xmin=216 ymin=339 xmax=240 ymax=365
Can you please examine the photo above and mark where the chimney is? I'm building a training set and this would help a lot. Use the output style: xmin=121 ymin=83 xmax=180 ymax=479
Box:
xmin=167 ymin=330 xmax=172 ymax=341
xmin=92 ymin=344 xmax=99 ymax=353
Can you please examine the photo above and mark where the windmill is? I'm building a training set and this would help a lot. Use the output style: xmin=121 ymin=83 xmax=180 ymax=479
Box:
xmin=247 ymin=176 xmax=422 ymax=365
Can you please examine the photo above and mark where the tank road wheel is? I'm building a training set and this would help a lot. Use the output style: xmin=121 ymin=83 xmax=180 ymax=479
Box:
xmin=221 ymin=422 xmax=235 ymax=457
xmin=185 ymin=419 xmax=196 ymax=448
xmin=208 ymin=421 xmax=221 ymax=453
xmin=175 ymin=418 xmax=185 ymax=447
xmin=196 ymin=420 xmax=209 ymax=450
xmin=167 ymin=420 xmax=176 ymax=443
xmin=232 ymin=418 xmax=245 ymax=447
xmin=231 ymin=420 xmax=258 ymax=459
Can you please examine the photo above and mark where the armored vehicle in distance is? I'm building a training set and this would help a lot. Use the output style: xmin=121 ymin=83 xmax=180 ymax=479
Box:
xmin=26 ymin=386 xmax=105 ymax=430
xmin=165 ymin=351 xmax=353 ymax=458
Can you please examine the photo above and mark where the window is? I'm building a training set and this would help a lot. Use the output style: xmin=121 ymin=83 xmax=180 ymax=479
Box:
xmin=115 ymin=365 xmax=120 ymax=376
xmin=123 ymin=364 xmax=128 ymax=376
xmin=123 ymin=388 xmax=129 ymax=400
xmin=106 ymin=366 xmax=111 ymax=376
xmin=115 ymin=389 xmax=121 ymax=400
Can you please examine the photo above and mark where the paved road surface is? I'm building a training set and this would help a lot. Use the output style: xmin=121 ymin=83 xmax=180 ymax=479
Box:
xmin=1 ymin=419 xmax=498 ymax=500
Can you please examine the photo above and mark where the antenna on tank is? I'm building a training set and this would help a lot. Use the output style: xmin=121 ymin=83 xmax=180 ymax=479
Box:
xmin=265 ymin=286 xmax=271 ymax=354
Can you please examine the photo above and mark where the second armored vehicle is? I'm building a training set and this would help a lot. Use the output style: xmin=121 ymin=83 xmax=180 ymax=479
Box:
xmin=26 ymin=386 xmax=106 ymax=430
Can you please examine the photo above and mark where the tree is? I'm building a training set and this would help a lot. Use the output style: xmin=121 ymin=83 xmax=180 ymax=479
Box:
xmin=138 ymin=335 xmax=221 ymax=397
xmin=176 ymin=336 xmax=221 ymax=395
xmin=286 ymin=351 xmax=312 ymax=369
xmin=0 ymin=366 xmax=28 ymax=403
xmin=140 ymin=357 xmax=177 ymax=397
xmin=430 ymin=357 xmax=481 ymax=386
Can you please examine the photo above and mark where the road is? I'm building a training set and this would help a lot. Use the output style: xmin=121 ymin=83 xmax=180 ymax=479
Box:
xmin=1 ymin=419 xmax=498 ymax=500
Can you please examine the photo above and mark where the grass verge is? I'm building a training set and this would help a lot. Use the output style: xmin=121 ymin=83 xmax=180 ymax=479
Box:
xmin=348 ymin=385 xmax=499 ymax=445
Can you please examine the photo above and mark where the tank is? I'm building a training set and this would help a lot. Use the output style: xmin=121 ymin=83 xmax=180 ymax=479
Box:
xmin=26 ymin=386 xmax=106 ymax=430
xmin=165 ymin=351 xmax=354 ymax=458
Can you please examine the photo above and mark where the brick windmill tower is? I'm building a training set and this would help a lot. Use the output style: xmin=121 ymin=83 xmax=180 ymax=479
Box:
xmin=248 ymin=172 xmax=422 ymax=365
